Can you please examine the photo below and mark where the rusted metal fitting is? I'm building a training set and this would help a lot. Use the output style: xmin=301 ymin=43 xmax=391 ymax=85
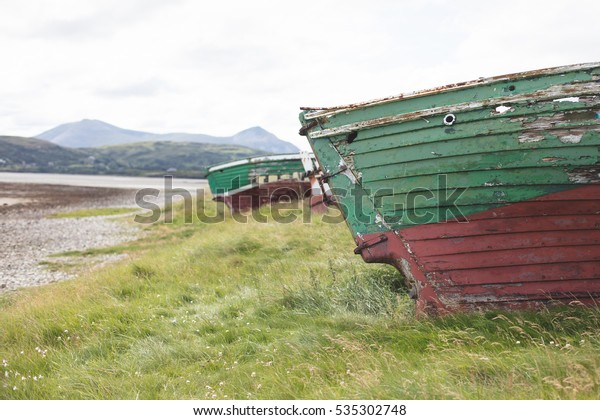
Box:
xmin=346 ymin=131 xmax=358 ymax=144
xmin=299 ymin=120 xmax=319 ymax=136
xmin=354 ymin=234 xmax=388 ymax=254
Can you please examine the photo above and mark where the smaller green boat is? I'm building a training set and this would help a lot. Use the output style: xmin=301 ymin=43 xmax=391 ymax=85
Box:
xmin=207 ymin=153 xmax=315 ymax=211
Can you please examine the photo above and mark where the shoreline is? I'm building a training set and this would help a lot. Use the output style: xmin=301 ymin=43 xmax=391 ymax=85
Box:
xmin=0 ymin=171 xmax=206 ymax=190
xmin=0 ymin=182 xmax=144 ymax=291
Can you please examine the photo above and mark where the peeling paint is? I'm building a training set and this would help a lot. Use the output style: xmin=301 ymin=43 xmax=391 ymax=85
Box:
xmin=559 ymin=134 xmax=583 ymax=144
xmin=494 ymin=105 xmax=514 ymax=114
xmin=307 ymin=82 xmax=600 ymax=138
xmin=518 ymin=133 xmax=545 ymax=143
xmin=554 ymin=97 xmax=580 ymax=103
xmin=399 ymin=258 xmax=417 ymax=287
xmin=565 ymin=164 xmax=600 ymax=183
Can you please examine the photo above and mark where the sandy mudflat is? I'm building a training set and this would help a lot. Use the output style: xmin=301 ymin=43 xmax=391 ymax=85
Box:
xmin=0 ymin=182 xmax=142 ymax=291
xmin=0 ymin=197 xmax=34 ymax=206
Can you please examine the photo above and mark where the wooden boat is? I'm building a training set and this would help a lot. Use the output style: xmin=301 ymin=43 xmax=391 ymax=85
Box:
xmin=207 ymin=153 xmax=315 ymax=212
xmin=299 ymin=62 xmax=600 ymax=315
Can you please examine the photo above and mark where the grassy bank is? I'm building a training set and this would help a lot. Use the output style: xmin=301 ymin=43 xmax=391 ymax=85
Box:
xmin=1 ymin=195 xmax=599 ymax=399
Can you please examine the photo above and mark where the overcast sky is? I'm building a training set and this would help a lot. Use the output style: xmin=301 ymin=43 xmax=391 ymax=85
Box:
xmin=0 ymin=0 xmax=598 ymax=149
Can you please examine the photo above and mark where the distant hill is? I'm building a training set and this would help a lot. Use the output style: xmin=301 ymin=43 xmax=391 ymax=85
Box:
xmin=85 ymin=141 xmax=262 ymax=178
xmin=36 ymin=119 xmax=298 ymax=153
xmin=0 ymin=136 xmax=262 ymax=178
xmin=0 ymin=136 xmax=87 ymax=171
xmin=35 ymin=120 xmax=151 ymax=148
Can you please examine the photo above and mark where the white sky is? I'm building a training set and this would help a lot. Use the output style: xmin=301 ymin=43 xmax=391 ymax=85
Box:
xmin=0 ymin=0 xmax=598 ymax=149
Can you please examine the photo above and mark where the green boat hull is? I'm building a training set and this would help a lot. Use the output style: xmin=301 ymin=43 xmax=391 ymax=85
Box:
xmin=207 ymin=154 xmax=311 ymax=212
xmin=299 ymin=63 xmax=600 ymax=314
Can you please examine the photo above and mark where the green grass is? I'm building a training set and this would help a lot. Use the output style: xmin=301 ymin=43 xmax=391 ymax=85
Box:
xmin=47 ymin=207 xmax=138 ymax=219
xmin=1 ymin=195 xmax=599 ymax=399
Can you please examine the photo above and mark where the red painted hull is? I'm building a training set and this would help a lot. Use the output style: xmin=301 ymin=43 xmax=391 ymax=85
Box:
xmin=215 ymin=180 xmax=312 ymax=212
xmin=354 ymin=185 xmax=600 ymax=315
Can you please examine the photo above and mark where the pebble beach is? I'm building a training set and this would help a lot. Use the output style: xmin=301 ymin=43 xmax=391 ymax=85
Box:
xmin=0 ymin=182 xmax=141 ymax=291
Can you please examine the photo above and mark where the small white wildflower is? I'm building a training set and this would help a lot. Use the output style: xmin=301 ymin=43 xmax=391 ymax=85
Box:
xmin=186 ymin=380 xmax=190 ymax=384
xmin=580 ymin=339 xmax=585 ymax=344
xmin=480 ymin=356 xmax=490 ymax=361
xmin=64 ymin=330 xmax=68 ymax=334
xmin=565 ymin=343 xmax=572 ymax=348
xmin=21 ymin=376 xmax=26 ymax=381
xmin=20 ymin=351 xmax=24 ymax=355
xmin=2 ymin=359 xmax=7 ymax=367
xmin=219 ymin=381 xmax=224 ymax=386
xmin=516 ymin=341 xmax=521 ymax=344
xmin=549 ymin=341 xmax=554 ymax=345
xmin=12 ymin=386 xmax=17 ymax=391
xmin=251 ymin=372 xmax=256 ymax=378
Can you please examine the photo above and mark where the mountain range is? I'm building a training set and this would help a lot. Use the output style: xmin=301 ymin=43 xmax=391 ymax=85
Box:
xmin=36 ymin=119 xmax=298 ymax=153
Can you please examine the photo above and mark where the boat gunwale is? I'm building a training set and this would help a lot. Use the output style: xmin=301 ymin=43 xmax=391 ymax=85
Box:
xmin=207 ymin=152 xmax=313 ymax=173
xmin=301 ymin=62 xmax=600 ymax=120
xmin=305 ymin=81 xmax=600 ymax=138
xmin=209 ymin=182 xmax=258 ymax=197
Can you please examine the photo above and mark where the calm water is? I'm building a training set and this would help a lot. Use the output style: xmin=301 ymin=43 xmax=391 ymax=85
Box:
xmin=0 ymin=172 xmax=207 ymax=190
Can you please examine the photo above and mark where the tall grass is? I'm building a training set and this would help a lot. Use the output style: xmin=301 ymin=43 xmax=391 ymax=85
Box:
xmin=1 ymin=194 xmax=599 ymax=399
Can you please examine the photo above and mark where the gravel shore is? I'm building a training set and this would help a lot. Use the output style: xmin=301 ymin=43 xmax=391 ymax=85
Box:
xmin=0 ymin=182 xmax=142 ymax=291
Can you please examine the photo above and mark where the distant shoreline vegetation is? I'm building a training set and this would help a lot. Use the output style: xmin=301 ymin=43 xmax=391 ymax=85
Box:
xmin=0 ymin=136 xmax=266 ymax=179
xmin=1 ymin=120 xmax=300 ymax=179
